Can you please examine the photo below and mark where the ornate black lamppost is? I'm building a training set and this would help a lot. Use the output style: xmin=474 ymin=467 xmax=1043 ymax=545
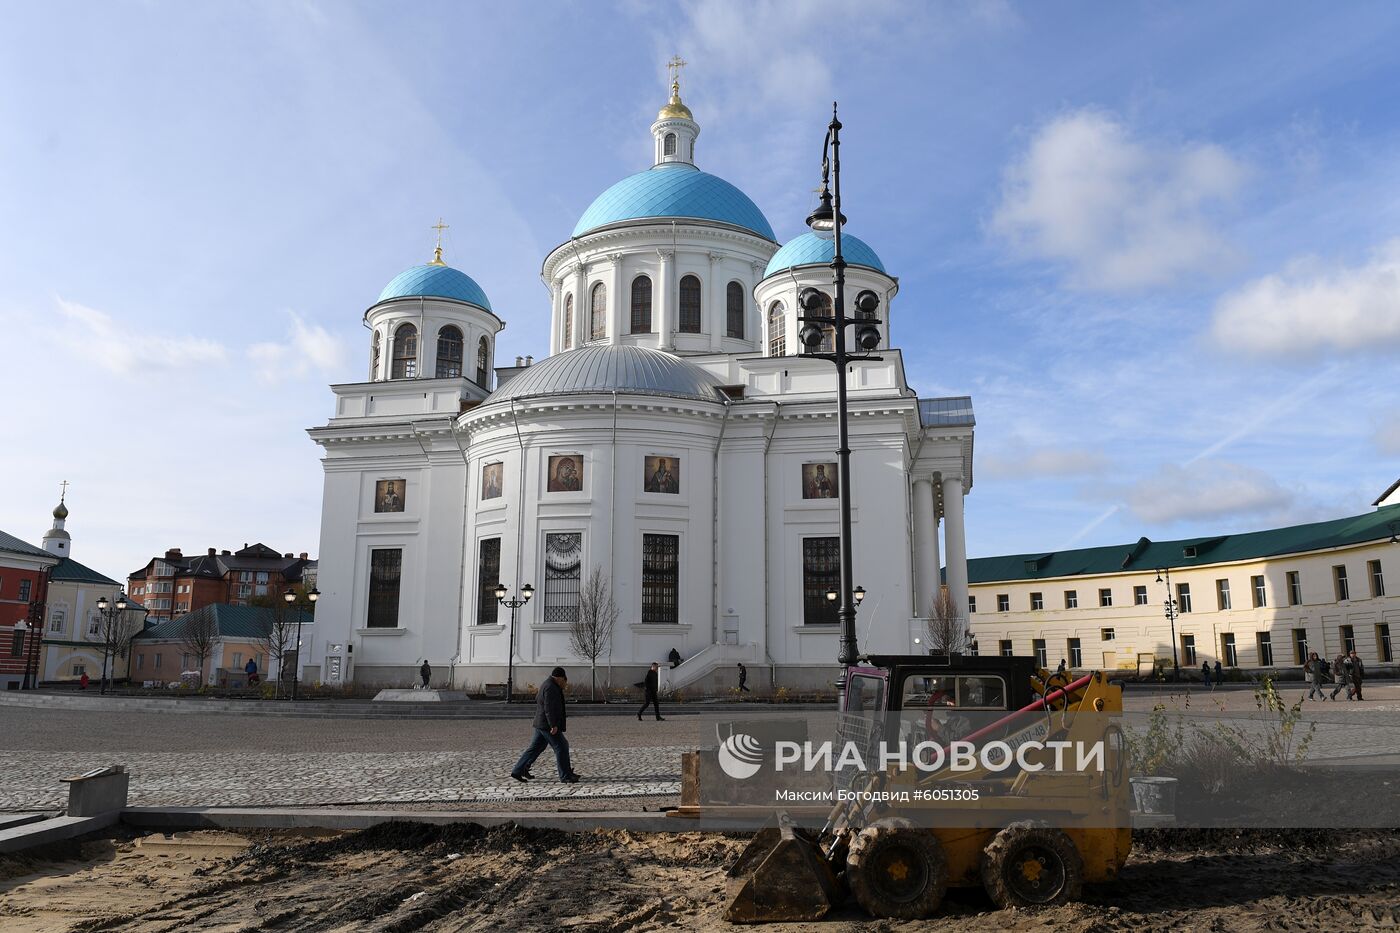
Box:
xmin=799 ymin=103 xmax=883 ymax=669
xmin=495 ymin=582 xmax=534 ymax=702
xmin=284 ymin=587 xmax=319 ymax=701
xmin=1155 ymin=568 xmax=1181 ymax=681
xmin=94 ymin=592 xmax=129 ymax=694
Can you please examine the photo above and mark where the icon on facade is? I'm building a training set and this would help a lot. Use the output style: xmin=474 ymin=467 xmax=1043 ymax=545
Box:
xmin=374 ymin=479 xmax=406 ymax=512
xmin=482 ymin=462 xmax=504 ymax=500
xmin=548 ymin=455 xmax=584 ymax=492
xmin=802 ymin=462 xmax=839 ymax=499
xmin=644 ymin=455 xmax=680 ymax=494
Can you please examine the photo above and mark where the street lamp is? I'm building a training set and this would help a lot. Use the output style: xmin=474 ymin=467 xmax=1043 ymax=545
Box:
xmin=285 ymin=587 xmax=319 ymax=701
xmin=1155 ymin=568 xmax=1181 ymax=681
xmin=13 ymin=619 xmax=35 ymax=690
xmin=495 ymin=582 xmax=534 ymax=703
xmin=800 ymin=102 xmax=882 ymax=672
xmin=94 ymin=593 xmax=129 ymax=695
xmin=825 ymin=586 xmax=867 ymax=607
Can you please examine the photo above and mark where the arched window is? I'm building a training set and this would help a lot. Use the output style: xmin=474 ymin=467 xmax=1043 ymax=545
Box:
xmin=562 ymin=293 xmax=573 ymax=350
xmin=391 ymin=323 xmax=418 ymax=378
xmin=590 ymin=282 xmax=607 ymax=341
xmin=664 ymin=133 xmax=677 ymax=156
xmin=815 ymin=291 xmax=835 ymax=353
xmin=630 ymin=275 xmax=652 ymax=334
xmin=726 ymin=281 xmax=745 ymax=339
xmin=768 ymin=301 xmax=786 ymax=357
xmin=370 ymin=329 xmax=382 ymax=380
xmin=476 ymin=336 xmax=489 ymax=386
xmin=435 ymin=325 xmax=463 ymax=378
xmin=679 ymin=274 xmax=702 ymax=333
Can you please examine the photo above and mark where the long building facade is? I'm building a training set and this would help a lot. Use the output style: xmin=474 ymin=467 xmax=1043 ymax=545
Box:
xmin=965 ymin=501 xmax=1399 ymax=676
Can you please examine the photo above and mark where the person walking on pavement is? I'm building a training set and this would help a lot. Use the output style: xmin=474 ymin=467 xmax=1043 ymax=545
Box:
xmin=245 ymin=657 xmax=259 ymax=686
xmin=420 ymin=660 xmax=431 ymax=689
xmin=1305 ymin=651 xmax=1329 ymax=700
xmin=1330 ymin=654 xmax=1351 ymax=700
xmin=1056 ymin=658 xmax=1067 ymax=676
xmin=636 ymin=662 xmax=663 ymax=721
xmin=511 ymin=667 xmax=580 ymax=783
xmin=1202 ymin=661 xmax=1212 ymax=688
xmin=738 ymin=662 xmax=751 ymax=693
xmin=668 ymin=647 xmax=682 ymax=669
xmin=1347 ymin=649 xmax=1365 ymax=701
xmin=1213 ymin=660 xmax=1222 ymax=687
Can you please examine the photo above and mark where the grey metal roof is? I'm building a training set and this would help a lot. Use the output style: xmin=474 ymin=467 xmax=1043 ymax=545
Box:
xmin=0 ymin=529 xmax=55 ymax=560
xmin=919 ymin=396 xmax=975 ymax=428
xmin=482 ymin=345 xmax=726 ymax=406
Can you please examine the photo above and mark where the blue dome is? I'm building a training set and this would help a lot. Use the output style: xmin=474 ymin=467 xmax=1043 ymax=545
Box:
xmin=573 ymin=163 xmax=775 ymax=240
xmin=378 ymin=263 xmax=492 ymax=311
xmin=764 ymin=231 xmax=886 ymax=278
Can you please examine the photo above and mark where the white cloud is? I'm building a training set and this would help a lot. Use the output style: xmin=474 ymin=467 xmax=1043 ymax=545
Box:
xmin=248 ymin=313 xmax=346 ymax=384
xmin=991 ymin=110 xmax=1246 ymax=290
xmin=1376 ymin=415 xmax=1400 ymax=456
xmin=55 ymin=297 xmax=228 ymax=376
xmin=1211 ymin=239 xmax=1400 ymax=356
xmin=1124 ymin=461 xmax=1293 ymax=525
xmin=982 ymin=444 xmax=1108 ymax=479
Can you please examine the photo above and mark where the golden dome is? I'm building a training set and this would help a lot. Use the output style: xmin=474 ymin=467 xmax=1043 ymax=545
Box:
xmin=657 ymin=81 xmax=693 ymax=121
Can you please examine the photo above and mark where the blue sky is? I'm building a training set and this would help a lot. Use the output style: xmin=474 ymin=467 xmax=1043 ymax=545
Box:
xmin=3 ymin=1 xmax=1399 ymax=581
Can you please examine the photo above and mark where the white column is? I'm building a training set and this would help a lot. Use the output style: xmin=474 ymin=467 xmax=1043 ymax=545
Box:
xmin=912 ymin=477 xmax=935 ymax=618
xmin=548 ymin=281 xmax=560 ymax=356
xmin=608 ymin=253 xmax=624 ymax=345
xmin=657 ymin=250 xmax=675 ymax=350
xmin=572 ymin=263 xmax=587 ymax=348
xmin=941 ymin=474 xmax=968 ymax=625
xmin=709 ymin=252 xmax=723 ymax=352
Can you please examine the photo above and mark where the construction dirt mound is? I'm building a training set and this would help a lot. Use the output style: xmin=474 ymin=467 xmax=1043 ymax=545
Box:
xmin=2 ymin=823 xmax=1399 ymax=931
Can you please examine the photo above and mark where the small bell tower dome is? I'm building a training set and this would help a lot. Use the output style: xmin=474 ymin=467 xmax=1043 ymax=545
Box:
xmin=43 ymin=482 xmax=71 ymax=556
xmin=652 ymin=57 xmax=699 ymax=166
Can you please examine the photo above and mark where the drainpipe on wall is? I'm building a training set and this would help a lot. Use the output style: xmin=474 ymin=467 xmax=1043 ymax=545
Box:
xmin=608 ymin=390 xmax=620 ymax=693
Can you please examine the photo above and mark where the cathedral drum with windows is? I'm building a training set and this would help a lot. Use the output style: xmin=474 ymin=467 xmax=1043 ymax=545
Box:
xmin=308 ymin=78 xmax=975 ymax=691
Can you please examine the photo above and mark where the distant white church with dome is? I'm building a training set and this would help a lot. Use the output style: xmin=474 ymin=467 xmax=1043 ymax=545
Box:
xmin=308 ymin=76 xmax=975 ymax=691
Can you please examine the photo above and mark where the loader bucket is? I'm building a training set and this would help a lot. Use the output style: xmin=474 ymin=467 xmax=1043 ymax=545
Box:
xmin=723 ymin=824 xmax=841 ymax=923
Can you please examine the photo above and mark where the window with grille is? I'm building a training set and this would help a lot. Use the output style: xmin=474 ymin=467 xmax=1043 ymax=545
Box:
xmin=631 ymin=275 xmax=652 ymax=333
xmin=768 ymin=301 xmax=786 ymax=356
xmin=391 ymin=323 xmax=418 ymax=378
xmin=542 ymin=533 xmax=582 ymax=625
xmin=664 ymin=132 xmax=676 ymax=156
xmin=477 ymin=538 xmax=501 ymax=626
xmin=435 ymin=325 xmax=463 ymax=378
xmin=679 ymin=275 xmax=702 ymax=333
xmin=563 ymin=293 xmax=573 ymax=349
xmin=726 ymin=281 xmax=745 ymax=338
xmin=367 ymin=549 xmax=402 ymax=628
xmin=641 ymin=534 xmax=679 ymax=624
xmin=590 ymin=283 xmax=607 ymax=341
xmin=802 ymin=537 xmax=840 ymax=625
xmin=476 ymin=337 xmax=489 ymax=387
xmin=19 ymin=580 xmax=31 ymax=602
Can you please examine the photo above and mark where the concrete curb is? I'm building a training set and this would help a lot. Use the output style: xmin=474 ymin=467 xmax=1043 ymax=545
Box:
xmin=0 ymin=812 xmax=121 ymax=854
xmin=120 ymin=806 xmax=687 ymax=834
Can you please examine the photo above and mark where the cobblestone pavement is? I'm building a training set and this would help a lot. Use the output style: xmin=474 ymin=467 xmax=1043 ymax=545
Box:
xmin=4 ymin=688 xmax=1397 ymax=811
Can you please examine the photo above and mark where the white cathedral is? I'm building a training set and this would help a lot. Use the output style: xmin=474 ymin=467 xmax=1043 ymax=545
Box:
xmin=309 ymin=79 xmax=975 ymax=692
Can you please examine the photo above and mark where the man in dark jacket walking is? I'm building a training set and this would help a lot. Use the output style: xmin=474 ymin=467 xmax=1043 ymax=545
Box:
xmin=420 ymin=660 xmax=431 ymax=689
xmin=1348 ymin=649 xmax=1365 ymax=701
xmin=511 ymin=667 xmax=579 ymax=783
xmin=637 ymin=662 xmax=663 ymax=721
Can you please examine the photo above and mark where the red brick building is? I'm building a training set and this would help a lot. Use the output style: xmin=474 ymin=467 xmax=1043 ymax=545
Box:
xmin=1 ymin=530 xmax=58 ymax=690
xmin=128 ymin=543 xmax=317 ymax=621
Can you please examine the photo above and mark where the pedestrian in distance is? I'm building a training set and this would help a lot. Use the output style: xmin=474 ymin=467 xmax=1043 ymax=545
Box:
xmin=1202 ymin=661 xmax=1211 ymax=688
xmin=511 ymin=667 xmax=580 ymax=784
xmin=738 ymin=662 xmax=751 ymax=693
xmin=1056 ymin=658 xmax=1067 ymax=676
xmin=1214 ymin=660 xmax=1222 ymax=686
xmin=668 ymin=647 xmax=682 ymax=669
xmin=79 ymin=672 xmax=89 ymax=690
xmin=1348 ymin=649 xmax=1365 ymax=701
xmin=636 ymin=662 xmax=663 ymax=721
xmin=420 ymin=660 xmax=432 ymax=689
xmin=1305 ymin=651 xmax=1329 ymax=700
xmin=245 ymin=657 xmax=259 ymax=686
xmin=1330 ymin=654 xmax=1351 ymax=701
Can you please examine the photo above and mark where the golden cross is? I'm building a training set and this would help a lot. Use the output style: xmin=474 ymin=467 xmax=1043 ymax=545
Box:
xmin=430 ymin=218 xmax=449 ymax=265
xmin=667 ymin=55 xmax=687 ymax=91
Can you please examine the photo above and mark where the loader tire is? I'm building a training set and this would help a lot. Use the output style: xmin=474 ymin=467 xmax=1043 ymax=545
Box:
xmin=845 ymin=818 xmax=947 ymax=919
xmin=980 ymin=821 xmax=1083 ymax=909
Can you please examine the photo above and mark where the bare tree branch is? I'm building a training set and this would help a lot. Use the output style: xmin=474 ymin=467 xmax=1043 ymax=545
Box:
xmin=570 ymin=566 xmax=617 ymax=701
xmin=177 ymin=609 xmax=220 ymax=684
xmin=925 ymin=586 xmax=971 ymax=656
xmin=254 ymin=609 xmax=296 ymax=698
